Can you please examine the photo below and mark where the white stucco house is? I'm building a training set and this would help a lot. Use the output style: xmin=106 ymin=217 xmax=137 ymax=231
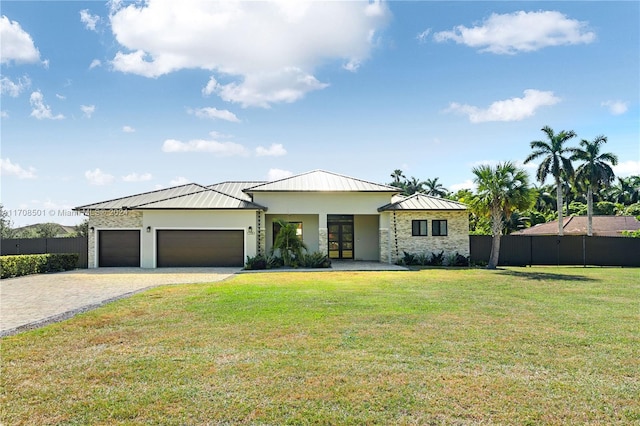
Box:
xmin=74 ymin=170 xmax=469 ymax=268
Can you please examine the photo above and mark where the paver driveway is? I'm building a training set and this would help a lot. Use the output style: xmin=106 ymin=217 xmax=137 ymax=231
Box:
xmin=0 ymin=267 xmax=239 ymax=337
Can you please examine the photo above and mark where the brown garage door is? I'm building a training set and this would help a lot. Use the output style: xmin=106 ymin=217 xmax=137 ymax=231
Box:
xmin=157 ymin=230 xmax=244 ymax=267
xmin=99 ymin=230 xmax=140 ymax=267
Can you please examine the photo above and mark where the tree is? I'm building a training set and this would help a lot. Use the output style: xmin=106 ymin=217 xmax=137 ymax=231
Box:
xmin=73 ymin=219 xmax=90 ymax=238
xmin=404 ymin=177 xmax=425 ymax=195
xmin=35 ymin=223 xmax=60 ymax=238
xmin=390 ymin=169 xmax=405 ymax=185
xmin=524 ymin=126 xmax=578 ymax=236
xmin=272 ymin=219 xmax=307 ymax=266
xmin=423 ymin=177 xmax=448 ymax=197
xmin=0 ymin=204 xmax=16 ymax=239
xmin=572 ymin=135 xmax=618 ymax=236
xmin=472 ymin=162 xmax=535 ymax=269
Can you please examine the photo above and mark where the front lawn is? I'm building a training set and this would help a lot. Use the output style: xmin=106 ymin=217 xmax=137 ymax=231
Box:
xmin=1 ymin=267 xmax=639 ymax=425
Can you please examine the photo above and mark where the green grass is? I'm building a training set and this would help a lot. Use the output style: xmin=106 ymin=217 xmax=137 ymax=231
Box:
xmin=2 ymin=267 xmax=639 ymax=425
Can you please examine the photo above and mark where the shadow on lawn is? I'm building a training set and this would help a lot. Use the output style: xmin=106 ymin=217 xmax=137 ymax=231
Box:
xmin=496 ymin=269 xmax=597 ymax=282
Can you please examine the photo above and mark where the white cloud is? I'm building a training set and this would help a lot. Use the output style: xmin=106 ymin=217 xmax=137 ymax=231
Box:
xmin=267 ymin=168 xmax=293 ymax=181
xmin=256 ymin=143 xmax=287 ymax=157
xmin=0 ymin=110 xmax=7 ymax=118
xmin=0 ymin=75 xmax=31 ymax=97
xmin=55 ymin=93 xmax=66 ymax=100
xmin=122 ymin=172 xmax=152 ymax=182
xmin=170 ymin=176 xmax=190 ymax=186
xmin=89 ymin=59 xmax=102 ymax=69
xmin=434 ymin=10 xmax=595 ymax=54
xmin=449 ymin=179 xmax=475 ymax=192
xmin=0 ymin=157 xmax=36 ymax=179
xmin=188 ymin=107 xmax=240 ymax=122
xmin=85 ymin=168 xmax=114 ymax=185
xmin=122 ymin=125 xmax=135 ymax=133
xmin=109 ymin=1 xmax=390 ymax=107
xmin=80 ymin=9 xmax=100 ymax=32
xmin=0 ymin=16 xmax=42 ymax=64
xmin=601 ymin=100 xmax=628 ymax=115
xmin=416 ymin=29 xmax=431 ymax=44
xmin=162 ymin=134 xmax=249 ymax=156
xmin=80 ymin=104 xmax=95 ymax=118
xmin=446 ymin=89 xmax=560 ymax=123
xmin=613 ymin=160 xmax=640 ymax=178
xmin=30 ymin=91 xmax=65 ymax=120
xmin=206 ymin=68 xmax=329 ymax=108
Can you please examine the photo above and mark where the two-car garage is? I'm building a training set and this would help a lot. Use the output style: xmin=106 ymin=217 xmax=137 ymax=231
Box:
xmin=97 ymin=229 xmax=244 ymax=267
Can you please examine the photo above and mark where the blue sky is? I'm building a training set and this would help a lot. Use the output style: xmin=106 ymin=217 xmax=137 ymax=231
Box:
xmin=1 ymin=1 xmax=638 ymax=226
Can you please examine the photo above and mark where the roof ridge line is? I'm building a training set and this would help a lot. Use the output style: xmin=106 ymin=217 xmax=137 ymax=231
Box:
xmin=74 ymin=183 xmax=202 ymax=210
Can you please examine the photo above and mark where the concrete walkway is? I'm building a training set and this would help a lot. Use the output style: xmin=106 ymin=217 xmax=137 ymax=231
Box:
xmin=0 ymin=267 xmax=239 ymax=337
xmin=1 ymin=262 xmax=407 ymax=337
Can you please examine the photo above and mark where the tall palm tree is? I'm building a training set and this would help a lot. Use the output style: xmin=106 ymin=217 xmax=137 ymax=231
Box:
xmin=404 ymin=176 xmax=425 ymax=195
xmin=390 ymin=169 xmax=405 ymax=185
xmin=472 ymin=162 xmax=535 ymax=269
xmin=524 ymin=126 xmax=578 ymax=236
xmin=572 ymin=135 xmax=618 ymax=236
xmin=424 ymin=177 xmax=448 ymax=197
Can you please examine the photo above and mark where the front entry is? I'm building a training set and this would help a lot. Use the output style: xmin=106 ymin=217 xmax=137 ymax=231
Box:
xmin=328 ymin=215 xmax=354 ymax=260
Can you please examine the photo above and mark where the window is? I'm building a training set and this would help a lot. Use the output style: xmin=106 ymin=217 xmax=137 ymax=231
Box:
xmin=412 ymin=220 xmax=428 ymax=236
xmin=432 ymin=220 xmax=448 ymax=236
xmin=273 ymin=221 xmax=303 ymax=241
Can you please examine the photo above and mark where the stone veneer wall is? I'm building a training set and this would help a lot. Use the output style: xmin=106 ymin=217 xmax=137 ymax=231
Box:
xmin=318 ymin=227 xmax=328 ymax=256
xmin=379 ymin=228 xmax=391 ymax=263
xmin=256 ymin=211 xmax=266 ymax=256
xmin=88 ymin=210 xmax=143 ymax=268
xmin=388 ymin=210 xmax=469 ymax=264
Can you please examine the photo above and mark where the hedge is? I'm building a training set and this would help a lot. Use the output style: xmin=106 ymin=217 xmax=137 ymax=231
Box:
xmin=0 ymin=253 xmax=79 ymax=279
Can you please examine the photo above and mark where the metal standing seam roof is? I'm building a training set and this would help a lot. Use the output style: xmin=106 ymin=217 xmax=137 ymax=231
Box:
xmin=378 ymin=193 xmax=468 ymax=211
xmin=244 ymin=170 xmax=401 ymax=193
xmin=74 ymin=183 xmax=266 ymax=211
xmin=135 ymin=188 xmax=266 ymax=210
xmin=74 ymin=183 xmax=209 ymax=210
xmin=207 ymin=181 xmax=266 ymax=201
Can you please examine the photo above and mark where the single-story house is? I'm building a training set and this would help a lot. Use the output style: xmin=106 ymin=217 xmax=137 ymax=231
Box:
xmin=512 ymin=215 xmax=640 ymax=237
xmin=74 ymin=170 xmax=469 ymax=268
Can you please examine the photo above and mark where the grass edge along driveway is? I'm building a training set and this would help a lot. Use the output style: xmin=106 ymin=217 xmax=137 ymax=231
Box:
xmin=2 ymin=267 xmax=639 ymax=425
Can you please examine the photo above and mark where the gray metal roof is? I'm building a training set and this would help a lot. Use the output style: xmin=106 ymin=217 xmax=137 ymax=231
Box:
xmin=378 ymin=193 xmax=467 ymax=211
xmin=74 ymin=184 xmax=208 ymax=210
xmin=75 ymin=183 xmax=266 ymax=211
xmin=207 ymin=181 xmax=266 ymax=201
xmin=245 ymin=170 xmax=400 ymax=193
xmin=136 ymin=189 xmax=265 ymax=210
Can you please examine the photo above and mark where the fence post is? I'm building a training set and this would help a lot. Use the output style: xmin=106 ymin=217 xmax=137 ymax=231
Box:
xmin=582 ymin=235 xmax=586 ymax=268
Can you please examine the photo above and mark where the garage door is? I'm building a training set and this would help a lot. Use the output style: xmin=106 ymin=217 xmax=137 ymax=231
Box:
xmin=99 ymin=230 xmax=140 ymax=267
xmin=156 ymin=230 xmax=244 ymax=267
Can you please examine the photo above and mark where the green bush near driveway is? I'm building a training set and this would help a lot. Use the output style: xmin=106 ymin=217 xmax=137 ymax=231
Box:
xmin=0 ymin=253 xmax=79 ymax=279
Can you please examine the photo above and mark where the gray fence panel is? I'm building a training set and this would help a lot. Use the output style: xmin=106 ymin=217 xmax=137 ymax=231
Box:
xmin=470 ymin=235 xmax=640 ymax=267
xmin=1 ymin=237 xmax=88 ymax=268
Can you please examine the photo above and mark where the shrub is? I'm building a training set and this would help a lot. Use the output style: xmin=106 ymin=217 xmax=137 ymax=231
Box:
xmin=446 ymin=252 xmax=470 ymax=267
xmin=1 ymin=253 xmax=79 ymax=279
xmin=244 ymin=254 xmax=267 ymax=270
xmin=401 ymin=251 xmax=417 ymax=266
xmin=299 ymin=252 xmax=331 ymax=268
xmin=428 ymin=251 xmax=445 ymax=266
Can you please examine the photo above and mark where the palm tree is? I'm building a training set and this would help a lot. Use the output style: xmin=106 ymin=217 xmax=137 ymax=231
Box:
xmin=424 ymin=177 xmax=448 ymax=197
xmin=472 ymin=162 xmax=535 ymax=269
xmin=404 ymin=176 xmax=425 ymax=195
xmin=390 ymin=169 xmax=405 ymax=185
xmin=572 ymin=135 xmax=618 ymax=236
xmin=524 ymin=126 xmax=578 ymax=236
xmin=272 ymin=219 xmax=307 ymax=266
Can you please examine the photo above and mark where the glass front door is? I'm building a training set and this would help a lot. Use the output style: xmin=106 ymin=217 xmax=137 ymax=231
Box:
xmin=328 ymin=215 xmax=354 ymax=259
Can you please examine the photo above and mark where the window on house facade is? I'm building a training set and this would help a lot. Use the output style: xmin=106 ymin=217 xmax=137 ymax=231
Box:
xmin=412 ymin=220 xmax=428 ymax=236
xmin=432 ymin=220 xmax=448 ymax=236
xmin=273 ymin=221 xmax=303 ymax=241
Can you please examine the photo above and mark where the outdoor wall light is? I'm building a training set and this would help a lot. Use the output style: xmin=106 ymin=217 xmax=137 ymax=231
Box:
xmin=90 ymin=226 xmax=95 ymax=232
xmin=248 ymin=226 xmax=253 ymax=234
xmin=146 ymin=226 xmax=151 ymax=233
